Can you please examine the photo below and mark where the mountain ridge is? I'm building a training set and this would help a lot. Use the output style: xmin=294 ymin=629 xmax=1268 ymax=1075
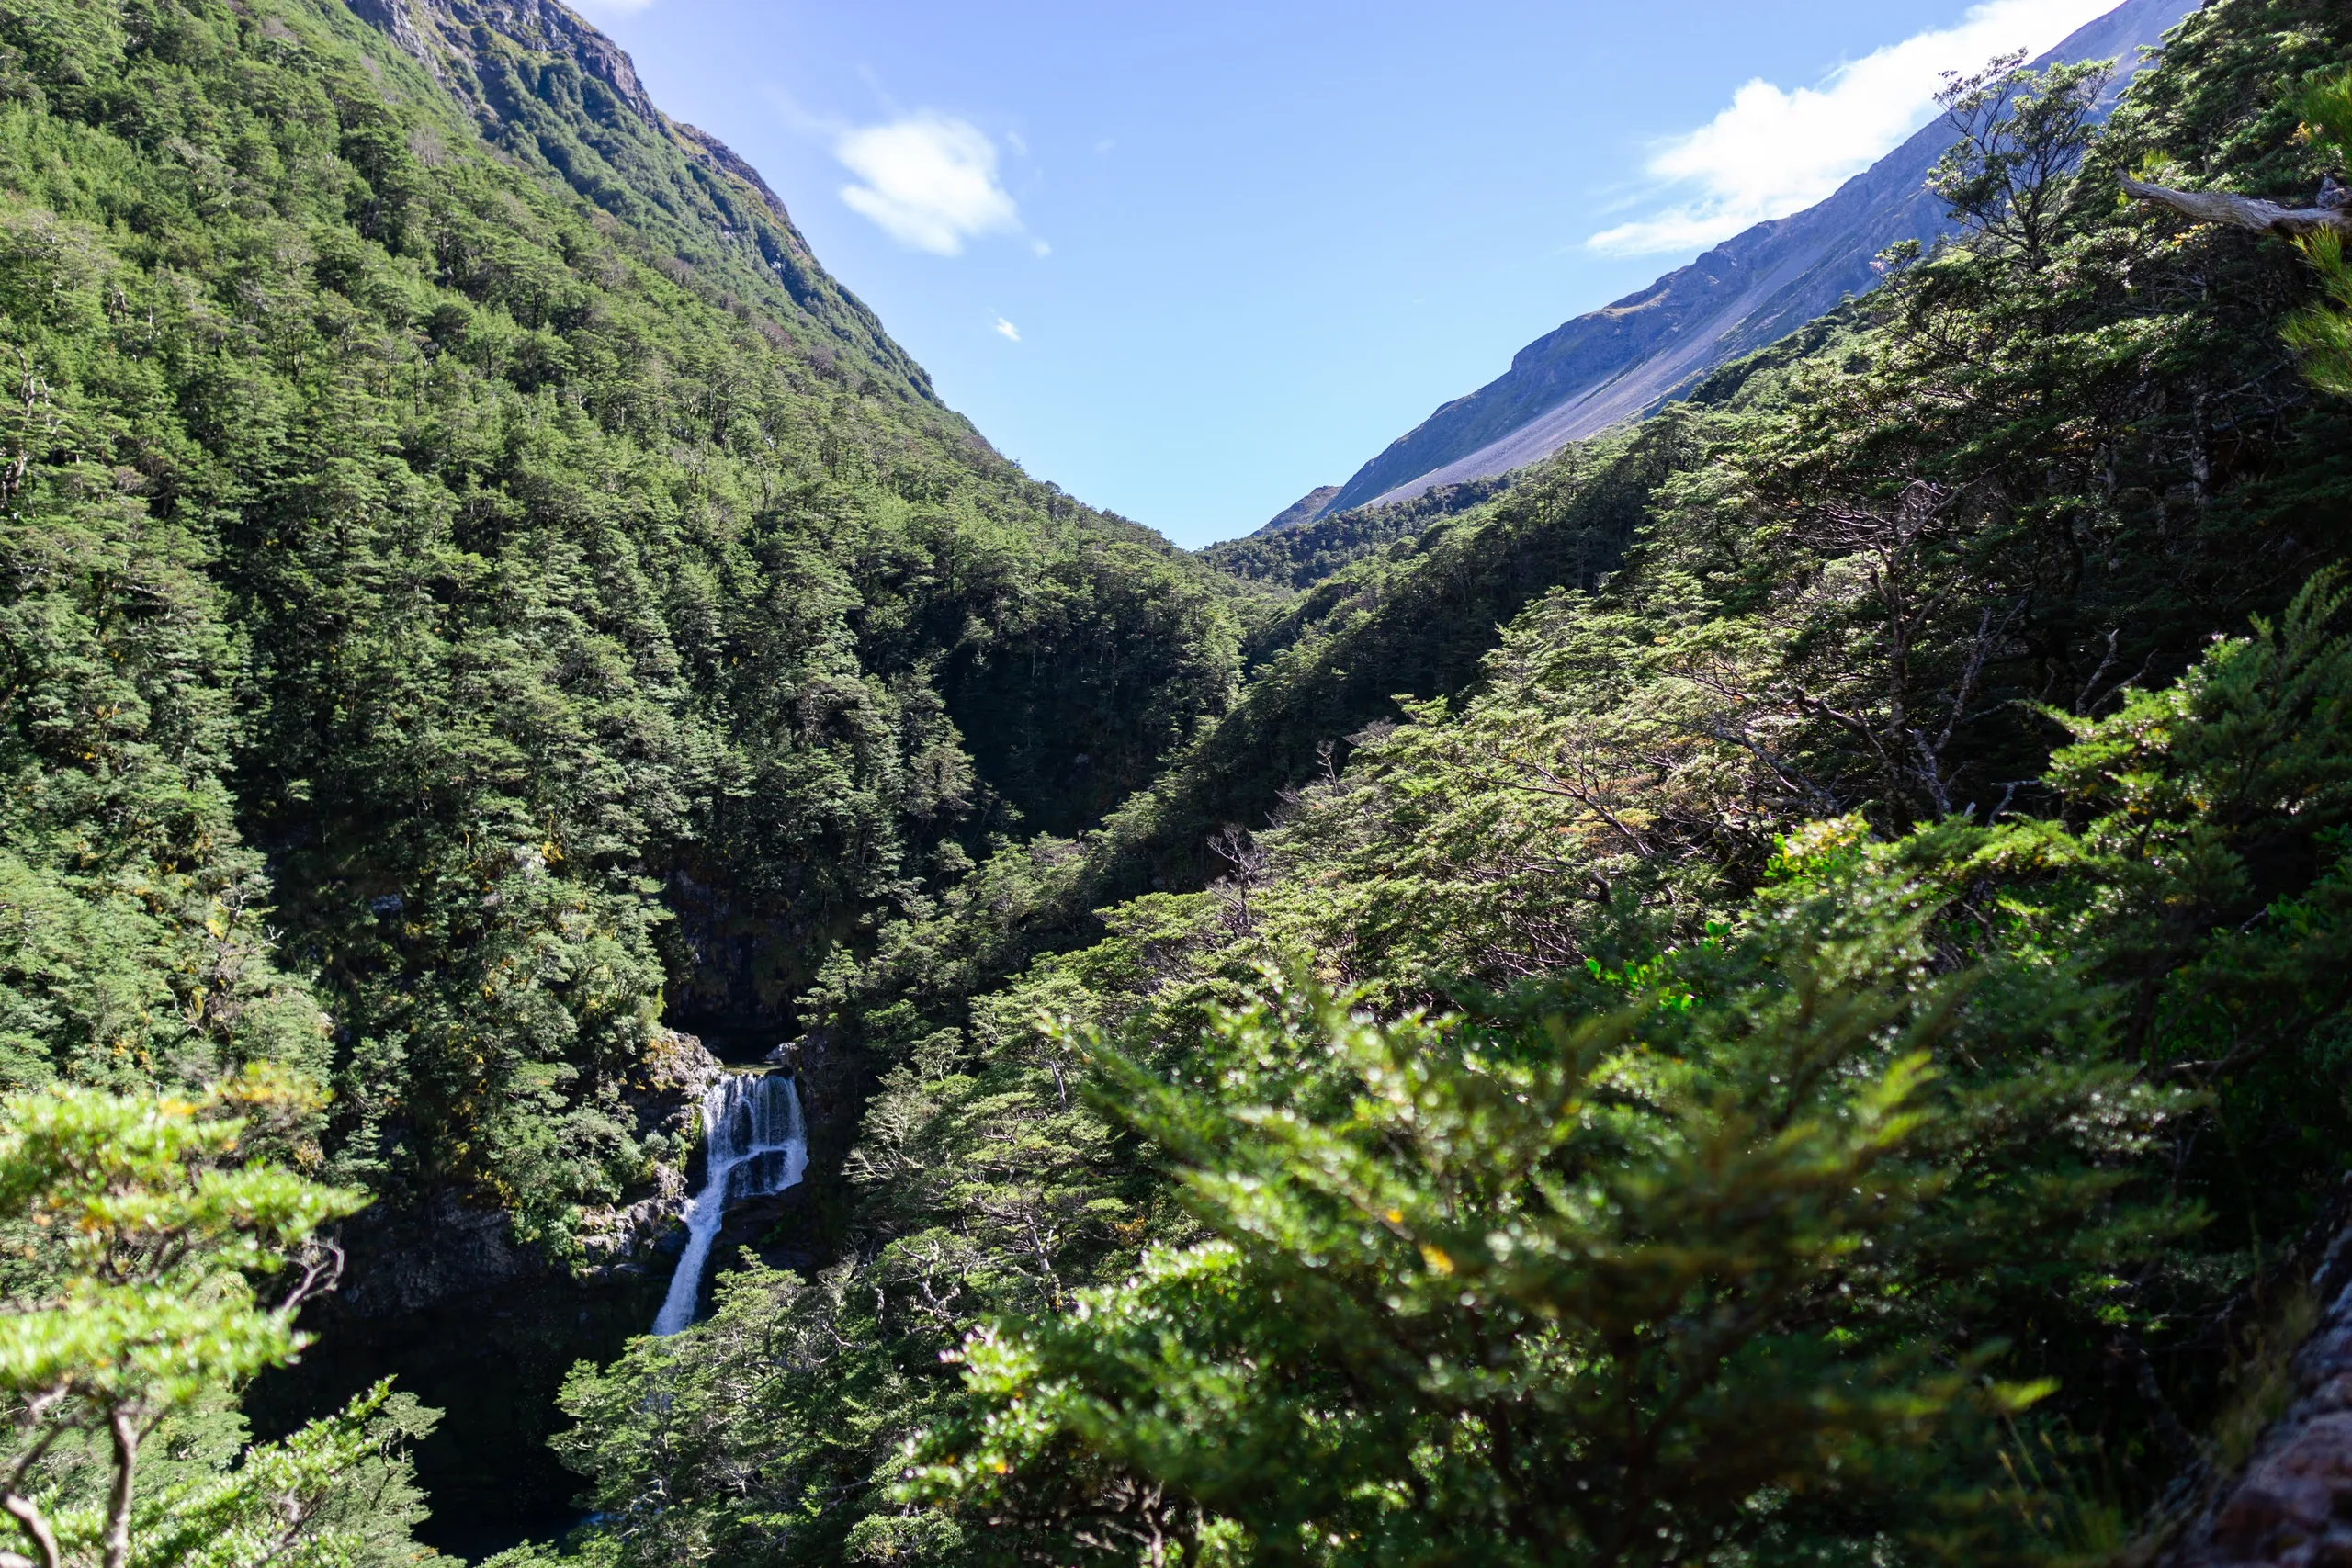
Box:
xmin=1312 ymin=0 xmax=2202 ymax=517
xmin=345 ymin=0 xmax=946 ymax=408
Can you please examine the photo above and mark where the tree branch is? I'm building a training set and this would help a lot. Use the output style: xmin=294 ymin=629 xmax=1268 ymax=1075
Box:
xmin=2119 ymin=175 xmax=2352 ymax=238
xmin=102 ymin=1409 xmax=137 ymax=1568
xmin=1 ymin=1495 xmax=57 ymax=1568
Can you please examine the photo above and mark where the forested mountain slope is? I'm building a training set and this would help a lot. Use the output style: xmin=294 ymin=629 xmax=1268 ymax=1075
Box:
xmin=1247 ymin=484 xmax=1341 ymax=536
xmin=1200 ymin=473 xmax=1510 ymax=591
xmin=0 ymin=0 xmax=1261 ymax=1241
xmin=535 ymin=1 xmax=2352 ymax=1563
xmin=0 ymin=0 xmax=1282 ymax=1538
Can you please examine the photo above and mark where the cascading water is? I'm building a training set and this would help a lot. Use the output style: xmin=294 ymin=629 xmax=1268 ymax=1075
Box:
xmin=651 ymin=1071 xmax=808 ymax=1336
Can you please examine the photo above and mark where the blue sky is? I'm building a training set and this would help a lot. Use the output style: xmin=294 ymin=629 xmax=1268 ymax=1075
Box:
xmin=573 ymin=0 xmax=2123 ymax=547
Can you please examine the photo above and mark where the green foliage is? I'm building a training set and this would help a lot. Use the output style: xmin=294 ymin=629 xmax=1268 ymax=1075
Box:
xmin=2282 ymin=71 xmax=2352 ymax=391
xmin=0 ymin=1074 xmax=442 ymax=1568
xmin=546 ymin=968 xmax=1155 ymax=1566
xmin=551 ymin=592 xmax=2352 ymax=1563
xmin=919 ymin=929 xmax=2166 ymax=1565
xmin=1199 ymin=478 xmax=1510 ymax=592
xmin=1192 ymin=425 xmax=1678 ymax=814
xmin=2284 ymin=226 xmax=2352 ymax=390
xmin=117 ymin=1382 xmax=448 ymax=1568
xmin=0 ymin=0 xmax=1252 ymax=1249
xmin=1932 ymin=55 xmax=2115 ymax=268
xmin=6 ymin=0 xmax=2352 ymax=1558
xmin=791 ymin=423 xmax=1693 ymax=1069
xmin=0 ymin=1071 xmax=361 ymax=1428
xmin=538 ymin=6 xmax=2352 ymax=1558
xmin=552 ymin=1260 xmax=915 ymax=1568
xmin=0 ymin=202 xmax=331 ymax=1105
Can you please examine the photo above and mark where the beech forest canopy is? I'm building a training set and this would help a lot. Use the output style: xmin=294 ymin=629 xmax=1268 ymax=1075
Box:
xmin=3 ymin=0 xmax=2352 ymax=1564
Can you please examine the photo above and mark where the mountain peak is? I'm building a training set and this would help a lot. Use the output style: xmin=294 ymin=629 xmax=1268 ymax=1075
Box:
xmin=349 ymin=0 xmax=656 ymax=122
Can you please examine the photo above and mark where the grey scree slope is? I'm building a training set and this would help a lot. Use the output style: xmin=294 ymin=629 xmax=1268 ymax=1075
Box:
xmin=1315 ymin=0 xmax=2201 ymax=519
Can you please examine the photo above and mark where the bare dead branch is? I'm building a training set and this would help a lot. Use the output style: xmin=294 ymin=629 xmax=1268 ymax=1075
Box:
xmin=1510 ymin=761 xmax=1657 ymax=855
xmin=1679 ymin=721 xmax=1842 ymax=815
xmin=2120 ymin=175 xmax=2352 ymax=238
xmin=101 ymin=1408 xmax=137 ymax=1568
xmin=2074 ymin=628 xmax=2120 ymax=716
xmin=276 ymin=1236 xmax=345 ymax=1315
xmin=1981 ymin=773 xmax=2054 ymax=825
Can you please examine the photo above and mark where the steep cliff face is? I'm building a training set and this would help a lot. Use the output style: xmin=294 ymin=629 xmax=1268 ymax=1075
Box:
xmin=1318 ymin=0 xmax=2201 ymax=515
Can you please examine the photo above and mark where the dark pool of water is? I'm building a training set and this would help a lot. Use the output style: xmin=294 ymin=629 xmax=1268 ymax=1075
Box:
xmin=246 ymin=1270 xmax=663 ymax=1562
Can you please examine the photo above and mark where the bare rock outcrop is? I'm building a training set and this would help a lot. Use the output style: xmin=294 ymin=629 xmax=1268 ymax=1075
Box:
xmin=575 ymin=1027 xmax=726 ymax=1270
xmin=2165 ymin=1219 xmax=2352 ymax=1567
xmin=1316 ymin=0 xmax=2199 ymax=517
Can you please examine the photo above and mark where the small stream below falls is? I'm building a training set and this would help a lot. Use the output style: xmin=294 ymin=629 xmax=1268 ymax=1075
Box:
xmin=653 ymin=1069 xmax=808 ymax=1334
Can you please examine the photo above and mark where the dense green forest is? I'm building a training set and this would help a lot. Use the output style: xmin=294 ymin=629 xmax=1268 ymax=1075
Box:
xmin=1197 ymin=476 xmax=1510 ymax=592
xmin=0 ymin=0 xmax=1260 ymax=1551
xmin=0 ymin=0 xmax=1259 ymax=1246
xmin=7 ymin=0 xmax=2352 ymax=1562
xmin=535 ymin=1 xmax=2352 ymax=1562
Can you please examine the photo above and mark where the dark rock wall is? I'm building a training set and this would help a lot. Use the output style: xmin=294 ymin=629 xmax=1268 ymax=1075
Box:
xmin=2166 ymin=1218 xmax=2352 ymax=1567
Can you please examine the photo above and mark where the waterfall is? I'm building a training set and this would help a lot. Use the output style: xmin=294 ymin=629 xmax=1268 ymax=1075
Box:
xmin=651 ymin=1071 xmax=808 ymax=1336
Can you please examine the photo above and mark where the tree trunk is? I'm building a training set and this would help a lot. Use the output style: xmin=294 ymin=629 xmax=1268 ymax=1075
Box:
xmin=101 ymin=1411 xmax=138 ymax=1568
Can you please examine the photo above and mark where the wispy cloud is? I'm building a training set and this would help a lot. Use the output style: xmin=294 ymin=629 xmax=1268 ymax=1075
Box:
xmin=836 ymin=114 xmax=1021 ymax=255
xmin=1587 ymin=0 xmax=2116 ymax=257
xmin=993 ymin=316 xmax=1021 ymax=342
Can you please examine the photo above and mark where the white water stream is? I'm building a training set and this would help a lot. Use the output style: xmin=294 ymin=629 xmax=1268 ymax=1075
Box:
xmin=651 ymin=1071 xmax=808 ymax=1336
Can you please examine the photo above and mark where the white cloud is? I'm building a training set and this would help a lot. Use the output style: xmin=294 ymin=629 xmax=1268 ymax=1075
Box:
xmin=1031 ymin=238 xmax=1052 ymax=258
xmin=993 ymin=316 xmax=1021 ymax=342
xmin=836 ymin=114 xmax=1021 ymax=255
xmin=1588 ymin=0 xmax=2117 ymax=257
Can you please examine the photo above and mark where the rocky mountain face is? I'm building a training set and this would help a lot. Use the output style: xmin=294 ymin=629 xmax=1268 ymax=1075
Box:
xmin=2154 ymin=1193 xmax=2352 ymax=1568
xmin=1314 ymin=0 xmax=2202 ymax=517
